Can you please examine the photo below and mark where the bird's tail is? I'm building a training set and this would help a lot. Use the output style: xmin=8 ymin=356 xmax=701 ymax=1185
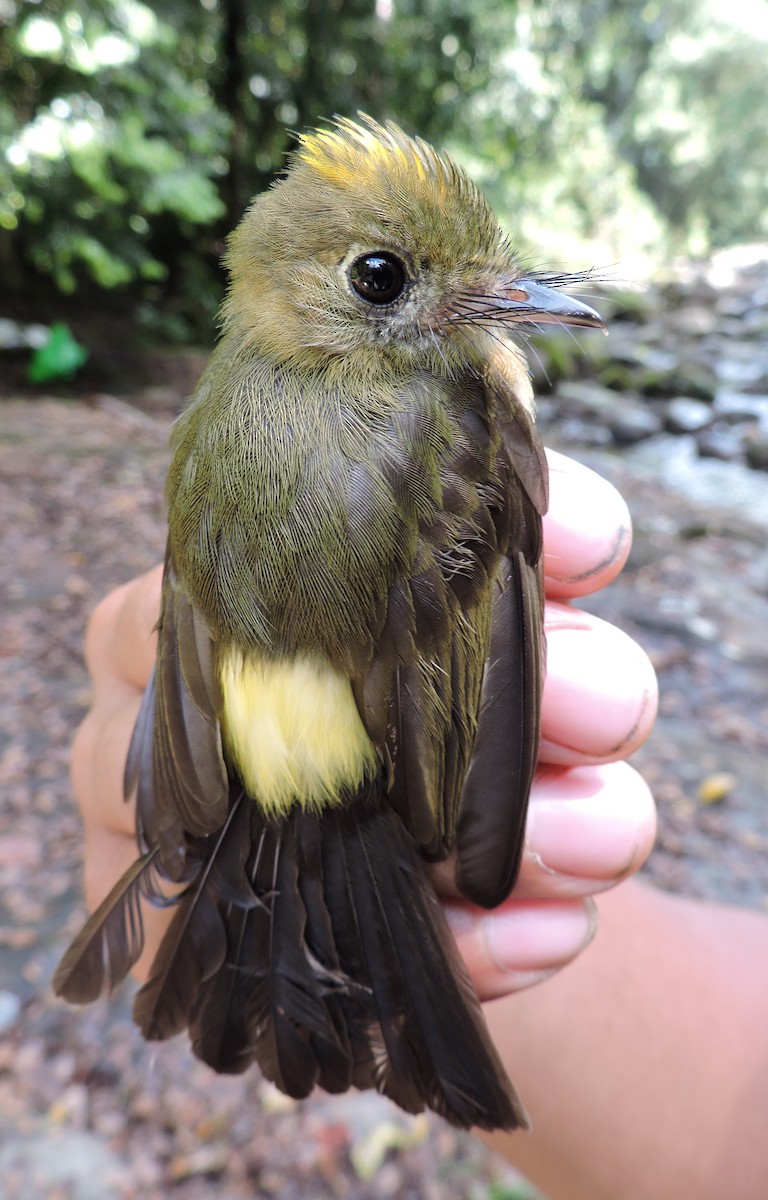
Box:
xmin=55 ymin=780 xmax=527 ymax=1131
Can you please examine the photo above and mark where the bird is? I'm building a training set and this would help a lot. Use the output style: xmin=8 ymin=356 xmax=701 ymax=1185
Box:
xmin=54 ymin=114 xmax=604 ymax=1131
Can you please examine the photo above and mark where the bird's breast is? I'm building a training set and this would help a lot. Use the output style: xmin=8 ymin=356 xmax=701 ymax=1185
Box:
xmin=167 ymin=361 xmax=492 ymax=666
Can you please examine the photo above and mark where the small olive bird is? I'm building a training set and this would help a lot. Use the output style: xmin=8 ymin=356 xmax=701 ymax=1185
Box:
xmin=55 ymin=115 xmax=604 ymax=1130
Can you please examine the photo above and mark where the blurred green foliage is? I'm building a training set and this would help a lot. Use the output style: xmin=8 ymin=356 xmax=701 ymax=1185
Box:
xmin=1 ymin=0 xmax=766 ymax=339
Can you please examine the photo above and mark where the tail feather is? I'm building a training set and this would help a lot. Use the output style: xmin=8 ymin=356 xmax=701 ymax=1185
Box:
xmin=57 ymin=781 xmax=526 ymax=1130
xmin=293 ymin=818 xmax=362 ymax=1094
xmin=338 ymin=815 xmax=435 ymax=1106
xmin=186 ymin=810 xmax=350 ymax=1093
xmin=242 ymin=819 xmax=348 ymax=1097
xmin=133 ymin=885 xmax=226 ymax=1040
xmin=333 ymin=800 xmax=527 ymax=1129
xmin=53 ymin=850 xmax=160 ymax=1003
xmin=187 ymin=902 xmax=254 ymax=1074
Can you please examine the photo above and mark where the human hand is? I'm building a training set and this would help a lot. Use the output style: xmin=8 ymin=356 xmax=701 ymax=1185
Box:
xmin=70 ymin=449 xmax=657 ymax=999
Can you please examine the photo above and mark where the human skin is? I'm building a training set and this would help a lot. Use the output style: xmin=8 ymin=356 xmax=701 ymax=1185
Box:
xmin=482 ymin=880 xmax=768 ymax=1200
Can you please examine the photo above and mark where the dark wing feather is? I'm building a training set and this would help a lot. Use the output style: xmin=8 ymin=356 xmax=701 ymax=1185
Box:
xmin=123 ymin=667 xmax=156 ymax=849
xmin=132 ymin=801 xmax=251 ymax=1041
xmin=355 ymin=368 xmax=546 ymax=902
xmin=457 ymin=548 xmax=544 ymax=907
xmin=53 ymin=849 xmax=160 ymax=1002
xmin=496 ymin=394 xmax=550 ymax=518
xmin=457 ymin=388 xmax=547 ymax=907
xmin=144 ymin=792 xmax=258 ymax=1075
xmin=351 ymin=373 xmax=535 ymax=864
xmin=127 ymin=559 xmax=229 ymax=878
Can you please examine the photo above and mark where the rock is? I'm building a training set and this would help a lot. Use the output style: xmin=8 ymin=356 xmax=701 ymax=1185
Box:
xmin=661 ymin=273 xmax=718 ymax=306
xmin=0 ymin=1131 xmax=130 ymax=1200
xmin=556 ymin=379 xmax=622 ymax=418
xmin=664 ymin=397 xmax=713 ymax=434
xmin=597 ymin=334 xmax=646 ymax=367
xmin=715 ymin=294 xmax=751 ymax=318
xmin=608 ymin=405 xmax=663 ymax=445
xmin=547 ymin=380 xmax=661 ymax=446
xmin=598 ymin=360 xmax=640 ymax=390
xmin=624 ymin=433 xmax=768 ymax=524
xmin=745 ymin=434 xmax=768 ymax=472
xmin=634 ymin=345 xmax=681 ymax=373
xmin=605 ymin=286 xmax=660 ymax=323
xmin=673 ymin=305 xmax=719 ymax=337
xmin=552 ymin=417 xmax=614 ymax=448
xmin=714 ymin=389 xmax=768 ymax=427
xmin=534 ymin=396 xmax=557 ymax=424
xmin=637 ymin=360 xmax=718 ymax=402
xmin=741 ymin=310 xmax=768 ymax=337
xmin=697 ymin=424 xmax=746 ymax=462
xmin=715 ymin=342 xmax=768 ymax=389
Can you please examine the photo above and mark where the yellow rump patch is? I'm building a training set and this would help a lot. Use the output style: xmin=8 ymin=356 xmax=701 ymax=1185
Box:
xmin=219 ymin=647 xmax=378 ymax=817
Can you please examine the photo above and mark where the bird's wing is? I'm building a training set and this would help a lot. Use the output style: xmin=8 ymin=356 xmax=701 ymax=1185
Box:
xmin=455 ymin=379 xmax=547 ymax=907
xmin=125 ymin=556 xmax=229 ymax=880
xmin=352 ymin=374 xmax=547 ymax=900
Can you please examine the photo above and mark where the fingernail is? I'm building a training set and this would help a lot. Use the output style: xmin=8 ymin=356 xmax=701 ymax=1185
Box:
xmin=541 ymin=618 xmax=657 ymax=761
xmin=484 ymin=897 xmax=597 ymax=976
xmin=526 ymin=763 xmax=651 ymax=881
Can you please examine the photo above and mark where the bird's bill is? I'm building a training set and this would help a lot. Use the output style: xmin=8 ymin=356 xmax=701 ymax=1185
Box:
xmin=495 ymin=277 xmax=606 ymax=331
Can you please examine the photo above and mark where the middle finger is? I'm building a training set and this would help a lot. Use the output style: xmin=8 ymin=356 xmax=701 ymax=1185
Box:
xmin=540 ymin=602 xmax=657 ymax=766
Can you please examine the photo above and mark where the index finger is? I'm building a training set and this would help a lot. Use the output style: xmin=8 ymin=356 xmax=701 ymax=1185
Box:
xmin=543 ymin=450 xmax=632 ymax=599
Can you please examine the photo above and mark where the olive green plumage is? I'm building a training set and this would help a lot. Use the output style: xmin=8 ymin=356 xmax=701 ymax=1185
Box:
xmin=54 ymin=114 xmax=604 ymax=1131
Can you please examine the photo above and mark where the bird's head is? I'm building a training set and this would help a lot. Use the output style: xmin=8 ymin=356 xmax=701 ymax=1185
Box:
xmin=223 ymin=115 xmax=604 ymax=384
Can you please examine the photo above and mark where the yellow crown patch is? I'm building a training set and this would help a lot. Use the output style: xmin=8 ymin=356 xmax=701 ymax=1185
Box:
xmin=297 ymin=114 xmax=432 ymax=190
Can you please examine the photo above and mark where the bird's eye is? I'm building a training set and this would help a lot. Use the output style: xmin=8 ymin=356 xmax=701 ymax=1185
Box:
xmin=349 ymin=252 xmax=408 ymax=306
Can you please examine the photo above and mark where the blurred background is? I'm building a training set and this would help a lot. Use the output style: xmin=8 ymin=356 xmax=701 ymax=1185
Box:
xmin=2 ymin=0 xmax=768 ymax=341
xmin=1 ymin=3 xmax=768 ymax=1198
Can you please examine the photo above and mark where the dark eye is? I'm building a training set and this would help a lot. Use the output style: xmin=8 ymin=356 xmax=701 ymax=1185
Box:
xmin=349 ymin=252 xmax=407 ymax=305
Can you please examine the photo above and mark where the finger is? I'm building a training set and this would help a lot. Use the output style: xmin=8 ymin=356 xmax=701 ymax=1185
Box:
xmin=71 ymin=692 xmax=141 ymax=837
xmin=432 ymin=759 xmax=656 ymax=900
xmin=516 ymin=761 xmax=657 ymax=899
xmin=85 ymin=565 xmax=162 ymax=693
xmin=543 ymin=450 xmax=632 ymax=599
xmin=445 ymin=896 xmax=598 ymax=1002
xmin=540 ymin=603 xmax=658 ymax=765
xmin=446 ymin=763 xmax=657 ymax=1000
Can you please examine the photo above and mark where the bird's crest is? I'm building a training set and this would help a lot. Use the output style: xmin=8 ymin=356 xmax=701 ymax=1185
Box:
xmin=296 ymin=114 xmax=453 ymax=198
